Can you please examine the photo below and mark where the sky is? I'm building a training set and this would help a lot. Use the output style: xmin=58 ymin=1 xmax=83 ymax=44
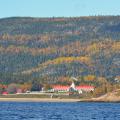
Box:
xmin=0 ymin=0 xmax=120 ymax=18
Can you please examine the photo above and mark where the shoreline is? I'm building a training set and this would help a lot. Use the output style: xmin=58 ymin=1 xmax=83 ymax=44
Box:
xmin=0 ymin=98 xmax=81 ymax=102
xmin=0 ymin=97 xmax=120 ymax=103
xmin=1 ymin=91 xmax=120 ymax=103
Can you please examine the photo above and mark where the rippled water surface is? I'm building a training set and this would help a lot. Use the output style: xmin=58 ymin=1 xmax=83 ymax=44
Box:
xmin=0 ymin=102 xmax=120 ymax=120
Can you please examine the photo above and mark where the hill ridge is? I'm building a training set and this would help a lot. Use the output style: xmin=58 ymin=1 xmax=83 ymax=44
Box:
xmin=0 ymin=16 xmax=119 ymax=84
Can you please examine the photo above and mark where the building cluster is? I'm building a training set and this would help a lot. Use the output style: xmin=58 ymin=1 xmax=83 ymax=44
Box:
xmin=1 ymin=81 xmax=95 ymax=95
xmin=50 ymin=82 xmax=94 ymax=94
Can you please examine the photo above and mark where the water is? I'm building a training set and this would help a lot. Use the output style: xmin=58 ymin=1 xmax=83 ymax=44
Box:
xmin=0 ymin=102 xmax=120 ymax=120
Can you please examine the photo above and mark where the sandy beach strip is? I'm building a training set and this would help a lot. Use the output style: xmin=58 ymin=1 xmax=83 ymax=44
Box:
xmin=0 ymin=98 xmax=81 ymax=102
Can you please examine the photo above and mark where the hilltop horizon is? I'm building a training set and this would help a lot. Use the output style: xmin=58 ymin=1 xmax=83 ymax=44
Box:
xmin=1 ymin=15 xmax=120 ymax=19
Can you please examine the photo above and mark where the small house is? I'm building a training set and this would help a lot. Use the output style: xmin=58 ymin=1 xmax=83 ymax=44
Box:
xmin=2 ymin=91 xmax=8 ymax=95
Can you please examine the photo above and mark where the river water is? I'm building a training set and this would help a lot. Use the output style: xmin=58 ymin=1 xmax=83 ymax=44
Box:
xmin=0 ymin=102 xmax=120 ymax=120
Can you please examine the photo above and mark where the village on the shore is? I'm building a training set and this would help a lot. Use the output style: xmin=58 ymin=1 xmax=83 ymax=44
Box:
xmin=1 ymin=76 xmax=120 ymax=99
xmin=0 ymin=77 xmax=95 ymax=98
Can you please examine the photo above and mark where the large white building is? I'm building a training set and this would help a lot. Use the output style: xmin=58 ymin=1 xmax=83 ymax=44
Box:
xmin=52 ymin=84 xmax=94 ymax=94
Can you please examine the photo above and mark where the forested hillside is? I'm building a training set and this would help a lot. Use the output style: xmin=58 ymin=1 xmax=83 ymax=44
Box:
xmin=0 ymin=16 xmax=120 ymax=87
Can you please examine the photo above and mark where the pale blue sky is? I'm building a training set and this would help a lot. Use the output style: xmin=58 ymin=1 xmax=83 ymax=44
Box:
xmin=0 ymin=0 xmax=120 ymax=18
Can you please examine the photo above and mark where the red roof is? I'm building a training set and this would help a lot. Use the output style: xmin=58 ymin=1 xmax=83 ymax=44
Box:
xmin=2 ymin=92 xmax=8 ymax=95
xmin=52 ymin=85 xmax=69 ymax=90
xmin=76 ymin=85 xmax=94 ymax=90
xmin=52 ymin=85 xmax=94 ymax=91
